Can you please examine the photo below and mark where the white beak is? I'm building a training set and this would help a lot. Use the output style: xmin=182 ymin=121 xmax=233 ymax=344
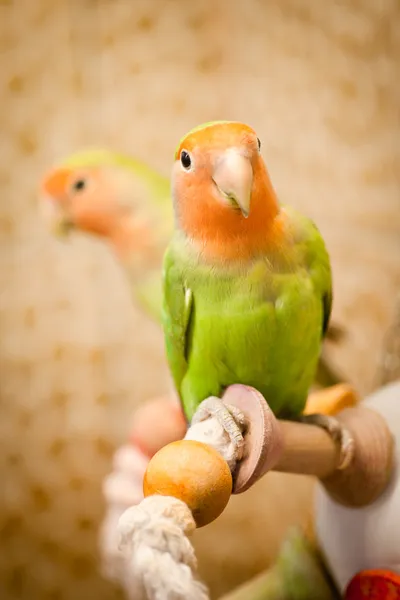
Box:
xmin=212 ymin=149 xmax=253 ymax=217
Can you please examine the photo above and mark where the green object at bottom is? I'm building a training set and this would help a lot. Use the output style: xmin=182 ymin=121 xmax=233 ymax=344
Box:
xmin=220 ymin=528 xmax=339 ymax=600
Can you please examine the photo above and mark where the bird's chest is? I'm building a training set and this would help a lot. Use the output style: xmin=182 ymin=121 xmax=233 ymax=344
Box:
xmin=185 ymin=257 xmax=306 ymax=315
xmin=183 ymin=256 xmax=318 ymax=358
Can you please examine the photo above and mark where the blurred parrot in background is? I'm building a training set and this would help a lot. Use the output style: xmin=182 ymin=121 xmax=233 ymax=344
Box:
xmin=40 ymin=149 xmax=172 ymax=321
xmin=162 ymin=121 xmax=352 ymax=463
xmin=39 ymin=147 xmax=345 ymax=389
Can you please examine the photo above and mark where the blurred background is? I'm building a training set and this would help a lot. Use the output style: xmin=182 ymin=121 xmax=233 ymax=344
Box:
xmin=0 ymin=0 xmax=399 ymax=599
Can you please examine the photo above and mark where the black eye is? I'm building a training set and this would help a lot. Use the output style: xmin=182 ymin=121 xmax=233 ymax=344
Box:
xmin=257 ymin=138 xmax=261 ymax=151
xmin=72 ymin=178 xmax=86 ymax=193
xmin=180 ymin=150 xmax=192 ymax=170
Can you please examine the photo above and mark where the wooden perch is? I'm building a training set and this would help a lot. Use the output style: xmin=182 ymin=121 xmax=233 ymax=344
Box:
xmin=143 ymin=383 xmax=394 ymax=529
xmin=275 ymin=410 xmax=393 ymax=507
xmin=227 ymin=384 xmax=394 ymax=508
xmin=126 ymin=384 xmax=396 ymax=600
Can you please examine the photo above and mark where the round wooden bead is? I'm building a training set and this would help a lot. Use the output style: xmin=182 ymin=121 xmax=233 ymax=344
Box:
xmin=143 ymin=439 xmax=232 ymax=527
xmin=130 ymin=396 xmax=188 ymax=458
xmin=345 ymin=569 xmax=400 ymax=599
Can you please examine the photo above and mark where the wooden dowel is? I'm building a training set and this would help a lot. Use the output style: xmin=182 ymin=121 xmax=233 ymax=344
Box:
xmin=274 ymin=420 xmax=340 ymax=479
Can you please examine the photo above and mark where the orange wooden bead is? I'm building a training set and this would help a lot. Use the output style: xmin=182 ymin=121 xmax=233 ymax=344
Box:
xmin=304 ymin=383 xmax=358 ymax=417
xmin=143 ymin=439 xmax=232 ymax=527
xmin=130 ymin=396 xmax=188 ymax=458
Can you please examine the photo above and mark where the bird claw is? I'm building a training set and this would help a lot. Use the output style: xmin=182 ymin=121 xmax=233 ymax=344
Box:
xmin=300 ymin=413 xmax=355 ymax=470
xmin=192 ymin=397 xmax=247 ymax=461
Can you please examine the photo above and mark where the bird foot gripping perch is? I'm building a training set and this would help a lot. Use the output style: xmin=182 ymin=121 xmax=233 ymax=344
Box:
xmin=117 ymin=384 xmax=394 ymax=600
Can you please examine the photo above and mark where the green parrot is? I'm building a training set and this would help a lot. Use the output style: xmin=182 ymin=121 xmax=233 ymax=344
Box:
xmin=39 ymin=147 xmax=345 ymax=387
xmin=161 ymin=121 xmax=351 ymax=461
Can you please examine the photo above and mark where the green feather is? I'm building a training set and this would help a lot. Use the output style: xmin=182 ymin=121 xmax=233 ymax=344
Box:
xmin=162 ymin=208 xmax=332 ymax=421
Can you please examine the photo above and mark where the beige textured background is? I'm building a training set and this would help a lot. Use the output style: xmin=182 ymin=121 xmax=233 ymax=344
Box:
xmin=0 ymin=0 xmax=399 ymax=599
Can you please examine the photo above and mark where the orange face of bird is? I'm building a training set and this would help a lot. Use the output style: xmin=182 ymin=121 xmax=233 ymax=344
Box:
xmin=171 ymin=121 xmax=279 ymax=256
xmin=40 ymin=166 xmax=122 ymax=238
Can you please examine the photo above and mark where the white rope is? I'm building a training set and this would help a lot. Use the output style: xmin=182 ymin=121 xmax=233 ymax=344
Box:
xmin=100 ymin=444 xmax=148 ymax=583
xmin=108 ymin=400 xmax=246 ymax=600
xmin=119 ymin=496 xmax=207 ymax=600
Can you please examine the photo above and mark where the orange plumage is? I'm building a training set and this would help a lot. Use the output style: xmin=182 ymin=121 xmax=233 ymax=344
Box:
xmin=173 ymin=121 xmax=284 ymax=262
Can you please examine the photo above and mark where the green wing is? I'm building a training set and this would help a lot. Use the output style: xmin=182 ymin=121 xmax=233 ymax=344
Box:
xmin=305 ymin=218 xmax=333 ymax=340
xmin=284 ymin=207 xmax=333 ymax=341
xmin=161 ymin=245 xmax=193 ymax=399
xmin=322 ymin=289 xmax=332 ymax=338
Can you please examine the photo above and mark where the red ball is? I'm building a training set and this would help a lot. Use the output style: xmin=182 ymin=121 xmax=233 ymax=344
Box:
xmin=345 ymin=569 xmax=400 ymax=600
